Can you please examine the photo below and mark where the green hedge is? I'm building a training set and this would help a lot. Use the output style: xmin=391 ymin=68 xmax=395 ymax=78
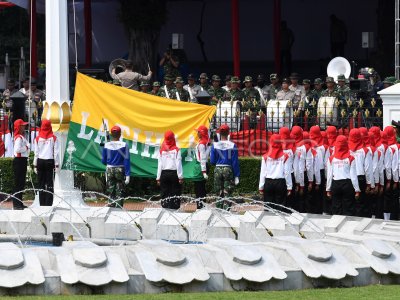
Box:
xmin=0 ymin=157 xmax=262 ymax=197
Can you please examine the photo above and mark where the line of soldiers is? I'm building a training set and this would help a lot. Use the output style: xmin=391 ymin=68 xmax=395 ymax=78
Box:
xmin=255 ymin=124 xmax=400 ymax=220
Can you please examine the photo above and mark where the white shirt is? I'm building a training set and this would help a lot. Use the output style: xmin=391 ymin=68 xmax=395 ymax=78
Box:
xmin=33 ymin=136 xmax=60 ymax=166
xmin=304 ymin=147 xmax=315 ymax=183
xmin=385 ymin=145 xmax=399 ymax=182
xmin=293 ymin=145 xmax=306 ymax=187
xmin=156 ymin=149 xmax=183 ymax=180
xmin=326 ymin=157 xmax=360 ymax=192
xmin=350 ymin=148 xmax=374 ymax=187
xmin=259 ymin=155 xmax=293 ymax=191
xmin=13 ymin=135 xmax=29 ymax=158
xmin=195 ymin=143 xmax=209 ymax=173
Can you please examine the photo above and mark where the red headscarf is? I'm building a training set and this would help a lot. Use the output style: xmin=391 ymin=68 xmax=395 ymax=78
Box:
xmin=367 ymin=132 xmax=376 ymax=153
xmin=290 ymin=126 xmax=303 ymax=147
xmin=333 ymin=135 xmax=351 ymax=160
xmin=381 ymin=131 xmax=388 ymax=150
xmin=302 ymin=131 xmax=316 ymax=156
xmin=309 ymin=126 xmax=324 ymax=147
xmin=38 ymin=119 xmax=55 ymax=139
xmin=196 ymin=125 xmax=209 ymax=146
xmin=160 ymin=130 xmax=179 ymax=153
xmin=279 ymin=127 xmax=295 ymax=151
xmin=359 ymin=127 xmax=368 ymax=146
xmin=264 ymin=134 xmax=284 ymax=159
xmin=370 ymin=126 xmax=383 ymax=148
xmin=326 ymin=126 xmax=338 ymax=147
xmin=321 ymin=131 xmax=328 ymax=147
xmin=384 ymin=126 xmax=397 ymax=146
xmin=348 ymin=128 xmax=364 ymax=152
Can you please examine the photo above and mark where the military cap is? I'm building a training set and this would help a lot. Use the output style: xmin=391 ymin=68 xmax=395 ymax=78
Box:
xmin=383 ymin=76 xmax=396 ymax=85
xmin=152 ymin=81 xmax=161 ymax=87
xmin=244 ymin=76 xmax=253 ymax=82
xmin=140 ymin=81 xmax=150 ymax=87
xmin=164 ymin=75 xmax=174 ymax=81
xmin=314 ymin=78 xmax=323 ymax=85
xmin=174 ymin=77 xmax=184 ymax=84
xmin=199 ymin=73 xmax=208 ymax=80
xmin=302 ymin=79 xmax=311 ymax=85
xmin=230 ymin=76 xmax=241 ymax=83
xmin=337 ymin=74 xmax=346 ymax=81
xmin=282 ymin=78 xmax=290 ymax=84
xmin=325 ymin=76 xmax=335 ymax=83
xmin=187 ymin=73 xmax=196 ymax=80
xmin=257 ymin=74 xmax=265 ymax=81
xmin=270 ymin=73 xmax=278 ymax=80
xmin=7 ymin=79 xmax=15 ymax=84
xmin=225 ymin=75 xmax=232 ymax=82
xmin=289 ymin=72 xmax=299 ymax=79
xmin=211 ymin=75 xmax=221 ymax=81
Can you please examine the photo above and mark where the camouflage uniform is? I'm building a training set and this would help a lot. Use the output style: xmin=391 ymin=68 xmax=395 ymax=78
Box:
xmin=222 ymin=76 xmax=244 ymax=101
xmin=106 ymin=167 xmax=125 ymax=208
xmin=162 ymin=54 xmax=180 ymax=79
xmin=214 ymin=166 xmax=234 ymax=198
xmin=171 ymin=88 xmax=190 ymax=101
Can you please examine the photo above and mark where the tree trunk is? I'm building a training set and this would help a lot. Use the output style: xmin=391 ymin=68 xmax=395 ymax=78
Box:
xmin=128 ymin=29 xmax=159 ymax=75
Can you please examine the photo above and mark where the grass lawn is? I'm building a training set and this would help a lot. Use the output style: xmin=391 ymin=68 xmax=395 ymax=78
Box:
xmin=3 ymin=285 xmax=400 ymax=300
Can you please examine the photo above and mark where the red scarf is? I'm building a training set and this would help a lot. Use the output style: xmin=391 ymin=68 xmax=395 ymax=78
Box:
xmin=370 ymin=126 xmax=383 ymax=148
xmin=39 ymin=119 xmax=55 ymax=139
xmin=160 ymin=130 xmax=179 ymax=153
xmin=196 ymin=125 xmax=209 ymax=146
xmin=264 ymin=134 xmax=284 ymax=159
xmin=309 ymin=126 xmax=324 ymax=147
xmin=367 ymin=132 xmax=376 ymax=153
xmin=290 ymin=126 xmax=303 ymax=147
xmin=358 ymin=127 xmax=369 ymax=147
xmin=384 ymin=126 xmax=397 ymax=146
xmin=279 ymin=127 xmax=294 ymax=151
xmin=334 ymin=135 xmax=351 ymax=160
xmin=348 ymin=128 xmax=364 ymax=152
xmin=326 ymin=126 xmax=337 ymax=147
xmin=302 ymin=131 xmax=316 ymax=156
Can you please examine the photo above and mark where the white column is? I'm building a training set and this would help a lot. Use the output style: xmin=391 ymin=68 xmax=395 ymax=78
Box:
xmin=379 ymin=84 xmax=400 ymax=128
xmin=36 ymin=0 xmax=87 ymax=208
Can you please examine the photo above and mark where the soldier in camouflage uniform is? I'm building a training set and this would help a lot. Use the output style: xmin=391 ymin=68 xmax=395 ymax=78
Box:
xmin=222 ymin=76 xmax=245 ymax=101
xmin=207 ymin=75 xmax=225 ymax=105
xmin=335 ymin=74 xmax=350 ymax=103
xmin=242 ymin=76 xmax=260 ymax=102
xmin=321 ymin=77 xmax=339 ymax=97
xmin=171 ymin=77 xmax=190 ymax=101
xmin=242 ymin=76 xmax=261 ymax=127
xmin=310 ymin=78 xmax=324 ymax=101
xmin=150 ymin=81 xmax=161 ymax=96
xmin=199 ymin=73 xmax=211 ymax=91
xmin=210 ymin=124 xmax=240 ymax=209
xmin=159 ymin=75 xmax=176 ymax=99
xmin=159 ymin=48 xmax=180 ymax=79
xmin=139 ymin=81 xmax=151 ymax=94
xmin=264 ymin=73 xmax=281 ymax=100
xmin=101 ymin=126 xmax=130 ymax=208
xmin=222 ymin=75 xmax=232 ymax=91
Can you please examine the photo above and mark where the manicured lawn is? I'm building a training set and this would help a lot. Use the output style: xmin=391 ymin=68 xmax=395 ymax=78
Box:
xmin=4 ymin=285 xmax=400 ymax=300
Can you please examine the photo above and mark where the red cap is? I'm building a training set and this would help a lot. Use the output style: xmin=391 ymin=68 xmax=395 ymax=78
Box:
xmin=14 ymin=119 xmax=28 ymax=127
xmin=111 ymin=125 xmax=121 ymax=133
xmin=195 ymin=125 xmax=208 ymax=133
xmin=217 ymin=124 xmax=230 ymax=134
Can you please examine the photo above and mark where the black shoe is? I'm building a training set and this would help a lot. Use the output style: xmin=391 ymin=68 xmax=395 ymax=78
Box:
xmin=107 ymin=203 xmax=116 ymax=208
xmin=14 ymin=205 xmax=27 ymax=210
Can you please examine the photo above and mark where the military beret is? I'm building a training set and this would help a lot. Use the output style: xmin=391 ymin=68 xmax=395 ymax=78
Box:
xmin=314 ymin=78 xmax=323 ymax=84
xmin=211 ymin=75 xmax=221 ymax=81
xmin=230 ymin=76 xmax=240 ymax=83
xmin=7 ymin=79 xmax=15 ymax=84
xmin=326 ymin=76 xmax=335 ymax=83
xmin=244 ymin=76 xmax=253 ymax=82
xmin=289 ymin=72 xmax=299 ymax=79
xmin=187 ymin=74 xmax=196 ymax=80
xmin=282 ymin=78 xmax=290 ymax=84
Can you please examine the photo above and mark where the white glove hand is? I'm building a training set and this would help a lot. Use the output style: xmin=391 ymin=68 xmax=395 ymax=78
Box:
xmin=125 ymin=176 xmax=130 ymax=185
xmin=33 ymin=167 xmax=38 ymax=175
xmin=202 ymin=172 xmax=208 ymax=180
xmin=234 ymin=177 xmax=239 ymax=186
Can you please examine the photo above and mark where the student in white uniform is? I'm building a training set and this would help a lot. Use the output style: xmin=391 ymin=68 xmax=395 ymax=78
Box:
xmin=326 ymin=135 xmax=360 ymax=216
xmin=157 ymin=130 xmax=183 ymax=209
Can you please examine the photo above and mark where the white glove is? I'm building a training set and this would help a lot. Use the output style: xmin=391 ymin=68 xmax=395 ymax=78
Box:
xmin=202 ymin=172 xmax=208 ymax=180
xmin=33 ymin=167 xmax=38 ymax=174
xmin=125 ymin=176 xmax=130 ymax=185
xmin=234 ymin=177 xmax=239 ymax=186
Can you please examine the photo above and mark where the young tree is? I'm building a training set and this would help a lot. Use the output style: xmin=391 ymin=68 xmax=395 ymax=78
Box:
xmin=118 ymin=0 xmax=167 ymax=74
